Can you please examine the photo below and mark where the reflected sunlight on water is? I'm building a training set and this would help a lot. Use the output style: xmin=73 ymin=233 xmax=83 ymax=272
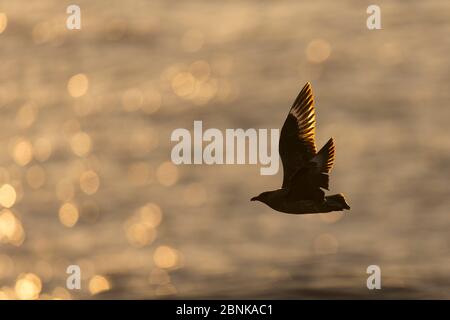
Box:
xmin=0 ymin=0 xmax=449 ymax=300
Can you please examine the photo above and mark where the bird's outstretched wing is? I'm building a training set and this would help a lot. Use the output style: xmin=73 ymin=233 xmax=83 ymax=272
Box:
xmin=279 ymin=82 xmax=317 ymax=188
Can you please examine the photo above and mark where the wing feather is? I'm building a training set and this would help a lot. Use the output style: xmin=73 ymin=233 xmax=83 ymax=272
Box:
xmin=312 ymin=138 xmax=335 ymax=173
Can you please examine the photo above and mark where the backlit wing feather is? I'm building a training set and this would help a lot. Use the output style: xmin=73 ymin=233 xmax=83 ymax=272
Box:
xmin=279 ymin=82 xmax=317 ymax=187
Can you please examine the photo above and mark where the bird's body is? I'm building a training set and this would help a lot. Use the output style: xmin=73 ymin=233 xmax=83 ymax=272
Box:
xmin=253 ymin=189 xmax=349 ymax=214
xmin=251 ymin=82 xmax=350 ymax=215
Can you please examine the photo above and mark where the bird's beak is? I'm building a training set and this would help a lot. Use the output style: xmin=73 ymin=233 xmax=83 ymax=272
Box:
xmin=250 ymin=196 xmax=258 ymax=201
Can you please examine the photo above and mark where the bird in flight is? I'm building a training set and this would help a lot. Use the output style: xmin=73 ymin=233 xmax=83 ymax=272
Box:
xmin=251 ymin=82 xmax=350 ymax=214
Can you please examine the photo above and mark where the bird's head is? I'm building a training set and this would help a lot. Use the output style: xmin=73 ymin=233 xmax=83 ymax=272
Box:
xmin=250 ymin=192 xmax=271 ymax=204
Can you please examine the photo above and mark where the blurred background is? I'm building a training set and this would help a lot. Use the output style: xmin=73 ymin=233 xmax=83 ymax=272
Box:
xmin=0 ymin=0 xmax=449 ymax=299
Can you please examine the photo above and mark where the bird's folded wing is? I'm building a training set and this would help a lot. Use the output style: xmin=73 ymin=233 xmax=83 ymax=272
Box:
xmin=311 ymin=137 xmax=335 ymax=173
xmin=286 ymin=138 xmax=334 ymax=201
xmin=287 ymin=168 xmax=326 ymax=202
xmin=279 ymin=82 xmax=317 ymax=188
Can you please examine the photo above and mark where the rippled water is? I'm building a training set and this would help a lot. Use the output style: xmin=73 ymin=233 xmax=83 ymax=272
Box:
xmin=0 ymin=0 xmax=449 ymax=299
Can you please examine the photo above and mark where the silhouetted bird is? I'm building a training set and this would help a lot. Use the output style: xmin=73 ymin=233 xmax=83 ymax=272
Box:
xmin=251 ymin=82 xmax=350 ymax=214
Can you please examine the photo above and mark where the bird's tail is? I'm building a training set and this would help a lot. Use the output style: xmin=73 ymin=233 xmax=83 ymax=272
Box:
xmin=325 ymin=194 xmax=350 ymax=211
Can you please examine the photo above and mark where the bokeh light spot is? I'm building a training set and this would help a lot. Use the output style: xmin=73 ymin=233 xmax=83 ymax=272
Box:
xmin=153 ymin=245 xmax=179 ymax=269
xmin=172 ymin=72 xmax=196 ymax=97
xmin=70 ymin=131 xmax=92 ymax=157
xmin=0 ymin=209 xmax=25 ymax=246
xmin=16 ymin=103 xmax=37 ymax=129
xmin=89 ymin=275 xmax=111 ymax=295
xmin=12 ymin=138 xmax=33 ymax=166
xmin=189 ymin=60 xmax=211 ymax=82
xmin=79 ymin=170 xmax=100 ymax=195
xmin=125 ymin=223 xmax=156 ymax=248
xmin=0 ymin=13 xmax=7 ymax=34
xmin=67 ymin=73 xmax=89 ymax=98
xmin=58 ymin=202 xmax=79 ymax=228
xmin=306 ymin=39 xmax=331 ymax=64
xmin=0 ymin=184 xmax=16 ymax=208
xmin=15 ymin=273 xmax=41 ymax=300
xmin=156 ymin=162 xmax=178 ymax=187
xmin=122 ymin=88 xmax=144 ymax=112
xmin=138 ymin=203 xmax=162 ymax=228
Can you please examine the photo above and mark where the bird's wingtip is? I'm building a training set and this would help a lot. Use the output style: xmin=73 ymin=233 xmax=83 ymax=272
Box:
xmin=341 ymin=194 xmax=351 ymax=210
